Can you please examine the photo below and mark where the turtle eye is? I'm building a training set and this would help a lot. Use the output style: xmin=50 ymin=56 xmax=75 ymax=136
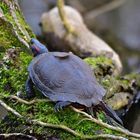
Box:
xmin=30 ymin=39 xmax=34 ymax=45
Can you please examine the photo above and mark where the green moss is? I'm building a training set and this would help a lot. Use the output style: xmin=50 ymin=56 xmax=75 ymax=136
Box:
xmin=15 ymin=10 xmax=35 ymax=39
xmin=0 ymin=1 xmax=35 ymax=49
xmin=101 ymin=74 xmax=140 ymax=100
xmin=0 ymin=19 xmax=21 ymax=49
xmin=0 ymin=2 xmax=19 ymax=38
xmin=84 ymin=56 xmax=113 ymax=68
xmin=84 ymin=56 xmax=140 ymax=95
xmin=0 ymin=2 xmax=9 ymax=14
xmin=124 ymin=73 xmax=140 ymax=88
xmin=84 ymin=56 xmax=114 ymax=79
xmin=0 ymin=51 xmax=32 ymax=96
xmin=1 ymin=99 xmax=119 ymax=139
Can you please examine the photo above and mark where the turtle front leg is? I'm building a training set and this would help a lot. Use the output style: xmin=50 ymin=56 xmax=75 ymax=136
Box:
xmin=17 ymin=76 xmax=35 ymax=99
xmin=54 ymin=101 xmax=71 ymax=112
xmin=25 ymin=76 xmax=35 ymax=98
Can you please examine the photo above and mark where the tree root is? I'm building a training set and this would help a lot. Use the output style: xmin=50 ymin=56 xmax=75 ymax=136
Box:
xmin=0 ymin=98 xmax=128 ymax=140
xmin=0 ymin=133 xmax=37 ymax=140
xmin=9 ymin=95 xmax=51 ymax=104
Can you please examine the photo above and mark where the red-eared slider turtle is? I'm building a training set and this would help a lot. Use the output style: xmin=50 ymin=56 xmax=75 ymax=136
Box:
xmin=25 ymin=38 xmax=122 ymax=125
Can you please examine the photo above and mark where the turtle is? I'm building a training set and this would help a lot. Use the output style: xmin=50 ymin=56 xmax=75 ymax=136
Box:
xmin=25 ymin=38 xmax=123 ymax=125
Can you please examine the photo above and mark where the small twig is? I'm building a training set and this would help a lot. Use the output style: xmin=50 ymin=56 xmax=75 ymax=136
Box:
xmin=57 ymin=0 xmax=76 ymax=35
xmin=9 ymin=95 xmax=51 ymax=105
xmin=85 ymin=0 xmax=126 ymax=21
xmin=72 ymin=107 xmax=140 ymax=139
xmin=0 ymin=99 xmax=127 ymax=140
xmin=31 ymin=119 xmax=81 ymax=138
xmin=0 ymin=99 xmax=22 ymax=118
xmin=76 ymin=118 xmax=91 ymax=125
xmin=0 ymin=133 xmax=37 ymax=140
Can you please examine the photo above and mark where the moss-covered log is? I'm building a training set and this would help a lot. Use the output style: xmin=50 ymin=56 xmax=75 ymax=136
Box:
xmin=0 ymin=0 xmax=140 ymax=140
xmin=0 ymin=0 xmax=35 ymax=49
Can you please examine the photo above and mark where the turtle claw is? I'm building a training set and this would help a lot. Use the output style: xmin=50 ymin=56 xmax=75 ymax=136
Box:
xmin=54 ymin=101 xmax=71 ymax=112
xmin=54 ymin=102 xmax=63 ymax=112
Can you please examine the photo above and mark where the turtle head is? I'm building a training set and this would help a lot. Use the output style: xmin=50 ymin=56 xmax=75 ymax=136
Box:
xmin=30 ymin=38 xmax=48 ymax=57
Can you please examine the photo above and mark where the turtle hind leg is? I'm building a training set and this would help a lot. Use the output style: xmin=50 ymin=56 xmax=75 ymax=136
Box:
xmin=54 ymin=101 xmax=71 ymax=112
xmin=99 ymin=101 xmax=123 ymax=125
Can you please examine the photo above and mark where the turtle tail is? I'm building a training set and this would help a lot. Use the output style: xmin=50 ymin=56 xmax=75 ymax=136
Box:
xmin=87 ymin=101 xmax=123 ymax=125
xmin=98 ymin=101 xmax=123 ymax=125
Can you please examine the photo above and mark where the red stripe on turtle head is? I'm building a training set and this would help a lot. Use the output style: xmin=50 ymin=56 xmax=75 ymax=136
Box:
xmin=34 ymin=45 xmax=41 ymax=53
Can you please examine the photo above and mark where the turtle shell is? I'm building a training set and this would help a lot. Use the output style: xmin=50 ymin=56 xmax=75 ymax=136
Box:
xmin=28 ymin=52 xmax=106 ymax=107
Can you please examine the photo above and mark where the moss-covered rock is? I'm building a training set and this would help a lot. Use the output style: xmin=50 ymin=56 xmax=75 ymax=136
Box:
xmin=84 ymin=56 xmax=114 ymax=79
xmin=84 ymin=57 xmax=140 ymax=111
